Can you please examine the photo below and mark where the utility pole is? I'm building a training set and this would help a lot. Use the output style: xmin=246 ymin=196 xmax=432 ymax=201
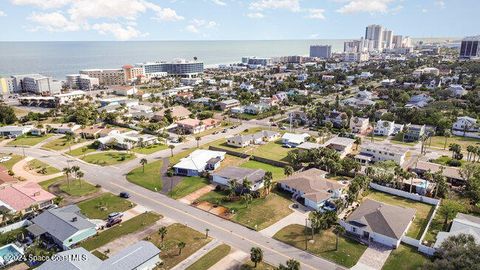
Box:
xmin=305 ymin=218 xmax=308 ymax=250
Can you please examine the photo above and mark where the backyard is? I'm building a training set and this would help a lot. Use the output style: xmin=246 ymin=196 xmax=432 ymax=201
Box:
xmin=208 ymin=139 xmax=291 ymax=163
xmin=81 ymin=152 xmax=136 ymax=166
xmin=198 ymin=189 xmax=293 ymax=230
xmin=25 ymin=159 xmax=60 ymax=175
xmin=77 ymin=193 xmax=136 ymax=220
xmin=185 ymin=244 xmax=231 ymax=270
xmin=273 ymin=224 xmax=367 ymax=268
xmin=429 ymin=135 xmax=480 ymax=150
xmin=169 ymin=176 xmax=210 ymax=199
xmin=126 ymin=160 xmax=163 ymax=191
xmin=382 ymin=244 xmax=430 ymax=270
xmin=148 ymin=223 xmax=211 ymax=269
xmin=240 ymin=160 xmax=286 ymax=181
xmin=363 ymin=190 xmax=435 ymax=239
xmin=80 ymin=212 xmax=161 ymax=251
xmin=7 ymin=134 xmax=54 ymax=147
xmin=131 ymin=144 xmax=169 ymax=155
xmin=42 ymin=137 xmax=87 ymax=151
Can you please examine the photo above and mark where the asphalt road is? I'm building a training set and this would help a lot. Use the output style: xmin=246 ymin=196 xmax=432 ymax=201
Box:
xmin=1 ymin=123 xmax=345 ymax=270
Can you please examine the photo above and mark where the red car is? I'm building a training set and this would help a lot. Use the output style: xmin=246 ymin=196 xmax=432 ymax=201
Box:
xmin=106 ymin=218 xmax=122 ymax=228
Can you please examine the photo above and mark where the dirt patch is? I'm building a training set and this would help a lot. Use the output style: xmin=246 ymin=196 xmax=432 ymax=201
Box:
xmin=192 ymin=201 xmax=233 ymax=219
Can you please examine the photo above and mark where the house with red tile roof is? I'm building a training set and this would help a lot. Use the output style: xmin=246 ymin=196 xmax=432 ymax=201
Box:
xmin=0 ymin=182 xmax=55 ymax=214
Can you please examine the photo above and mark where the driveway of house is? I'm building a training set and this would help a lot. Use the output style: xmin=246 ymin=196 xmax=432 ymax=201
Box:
xmin=351 ymin=242 xmax=392 ymax=270
xmin=171 ymin=239 xmax=221 ymax=270
xmin=12 ymin=157 xmax=63 ymax=182
xmin=260 ymin=204 xmax=310 ymax=237
xmin=208 ymin=248 xmax=249 ymax=270
xmin=178 ymin=184 xmax=216 ymax=204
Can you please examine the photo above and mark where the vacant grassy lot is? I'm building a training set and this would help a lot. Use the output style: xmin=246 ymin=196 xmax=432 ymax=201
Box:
xmin=81 ymin=212 xmax=160 ymax=251
xmin=274 ymin=224 xmax=367 ymax=268
xmin=126 ymin=160 xmax=163 ymax=191
xmin=364 ymin=190 xmax=435 ymax=239
xmin=25 ymin=159 xmax=60 ymax=175
xmin=82 ymin=152 xmax=135 ymax=166
xmin=240 ymin=160 xmax=286 ymax=181
xmin=131 ymin=144 xmax=169 ymax=155
xmin=430 ymin=135 xmax=480 ymax=150
xmin=7 ymin=134 xmax=54 ymax=147
xmin=209 ymin=139 xmax=291 ymax=162
xmin=198 ymin=190 xmax=293 ymax=230
xmin=59 ymin=179 xmax=99 ymax=197
xmin=0 ymin=154 xmax=23 ymax=170
xmin=169 ymin=176 xmax=210 ymax=199
xmin=149 ymin=223 xmax=211 ymax=269
xmin=382 ymin=244 xmax=429 ymax=270
xmin=42 ymin=137 xmax=87 ymax=151
xmin=68 ymin=143 xmax=98 ymax=157
xmin=78 ymin=193 xmax=135 ymax=220
xmin=185 ymin=244 xmax=231 ymax=270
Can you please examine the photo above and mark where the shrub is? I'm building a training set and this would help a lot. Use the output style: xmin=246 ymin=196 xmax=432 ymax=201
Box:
xmin=447 ymin=159 xmax=462 ymax=167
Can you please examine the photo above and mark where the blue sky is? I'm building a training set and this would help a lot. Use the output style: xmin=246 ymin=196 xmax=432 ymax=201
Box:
xmin=0 ymin=0 xmax=477 ymax=41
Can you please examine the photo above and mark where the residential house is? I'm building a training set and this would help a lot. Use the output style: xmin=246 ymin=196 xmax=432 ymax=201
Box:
xmin=74 ymin=126 xmax=104 ymax=139
xmin=173 ymin=149 xmax=226 ymax=176
xmin=452 ymin=116 xmax=478 ymax=133
xmin=0 ymin=165 xmax=16 ymax=186
xmin=448 ymin=84 xmax=467 ymax=97
xmin=374 ymin=120 xmax=395 ymax=136
xmin=278 ymin=168 xmax=344 ymax=211
xmin=113 ymin=86 xmax=137 ymax=96
xmin=218 ymin=99 xmax=240 ymax=111
xmin=434 ymin=213 xmax=480 ymax=248
xmin=411 ymin=161 xmax=463 ymax=185
xmin=211 ymin=167 xmax=265 ymax=191
xmin=0 ymin=125 xmax=33 ymax=137
xmin=404 ymin=124 xmax=426 ymax=142
xmin=48 ymin=123 xmax=81 ymax=134
xmin=97 ymin=130 xmax=158 ymax=150
xmin=281 ymin=133 xmax=310 ymax=147
xmin=324 ymin=111 xmax=348 ymax=128
xmin=350 ymin=117 xmax=370 ymax=134
xmin=355 ymin=141 xmax=408 ymax=165
xmin=289 ymin=111 xmax=310 ymax=126
xmin=226 ymin=130 xmax=279 ymax=148
xmin=273 ymin=91 xmax=288 ymax=102
xmin=176 ymin=118 xmax=220 ymax=134
xmin=153 ymin=106 xmax=192 ymax=121
xmin=405 ymin=94 xmax=433 ymax=108
xmin=0 ymin=182 xmax=55 ymax=215
xmin=38 ymin=240 xmax=161 ymax=270
xmin=341 ymin=199 xmax=416 ymax=248
xmin=323 ymin=137 xmax=356 ymax=158
xmin=28 ymin=205 xmax=97 ymax=250
xmin=244 ymin=103 xmax=270 ymax=115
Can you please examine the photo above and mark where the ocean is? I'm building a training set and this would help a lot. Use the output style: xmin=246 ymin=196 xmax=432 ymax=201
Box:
xmin=0 ymin=38 xmax=455 ymax=79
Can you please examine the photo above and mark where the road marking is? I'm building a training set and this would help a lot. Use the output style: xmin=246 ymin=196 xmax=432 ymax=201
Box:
xmin=108 ymin=181 xmax=324 ymax=270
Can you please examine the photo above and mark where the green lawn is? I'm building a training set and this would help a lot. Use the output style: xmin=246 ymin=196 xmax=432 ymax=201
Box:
xmin=67 ymin=143 xmax=98 ymax=157
xmin=390 ymin=135 xmax=419 ymax=146
xmin=169 ymin=176 xmax=210 ymax=199
xmin=169 ymin=148 xmax=196 ymax=165
xmin=148 ymin=223 xmax=211 ymax=269
xmin=429 ymin=135 xmax=480 ymax=150
xmin=382 ymin=244 xmax=430 ymax=270
xmin=131 ymin=144 xmax=168 ymax=155
xmin=240 ymin=261 xmax=276 ymax=270
xmin=39 ymin=178 xmax=59 ymax=191
xmin=81 ymin=212 xmax=161 ymax=251
xmin=7 ymin=134 xmax=53 ymax=147
xmin=198 ymin=190 xmax=293 ymax=230
xmin=431 ymin=155 xmax=467 ymax=167
xmin=126 ymin=160 xmax=163 ymax=191
xmin=273 ymin=224 xmax=367 ymax=268
xmin=42 ymin=137 xmax=87 ymax=151
xmin=25 ymin=159 xmax=60 ymax=175
xmin=91 ymin=250 xmax=109 ymax=260
xmin=208 ymin=139 xmax=291 ymax=163
xmin=81 ymin=152 xmax=136 ymax=166
xmin=78 ymin=193 xmax=136 ymax=220
xmin=240 ymin=160 xmax=286 ymax=181
xmin=364 ymin=190 xmax=435 ymax=239
xmin=59 ymin=179 xmax=99 ymax=197
xmin=185 ymin=244 xmax=231 ymax=270
xmin=0 ymin=154 xmax=24 ymax=170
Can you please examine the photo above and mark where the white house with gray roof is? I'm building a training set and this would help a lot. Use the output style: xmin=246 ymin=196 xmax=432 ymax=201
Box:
xmin=433 ymin=213 xmax=480 ymax=248
xmin=341 ymin=199 xmax=416 ymax=248
xmin=355 ymin=141 xmax=408 ymax=165
xmin=211 ymin=166 xmax=266 ymax=191
xmin=226 ymin=130 xmax=279 ymax=148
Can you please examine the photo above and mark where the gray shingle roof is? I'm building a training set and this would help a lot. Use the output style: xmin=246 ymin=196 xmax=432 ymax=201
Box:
xmin=37 ymin=247 xmax=102 ymax=270
xmin=212 ymin=166 xmax=265 ymax=184
xmin=102 ymin=241 xmax=161 ymax=270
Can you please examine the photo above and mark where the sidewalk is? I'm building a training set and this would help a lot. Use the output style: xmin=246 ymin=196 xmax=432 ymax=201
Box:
xmin=12 ymin=156 xmax=63 ymax=182
xmin=171 ymin=239 xmax=220 ymax=270
xmin=260 ymin=205 xmax=309 ymax=237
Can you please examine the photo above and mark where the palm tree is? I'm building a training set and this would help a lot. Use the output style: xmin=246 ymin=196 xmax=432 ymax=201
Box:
xmin=81 ymin=146 xmax=88 ymax=158
xmin=195 ymin=136 xmax=201 ymax=148
xmin=354 ymin=137 xmax=362 ymax=151
xmin=467 ymin=145 xmax=475 ymax=162
xmin=443 ymin=130 xmax=451 ymax=150
xmin=242 ymin=178 xmax=252 ymax=194
xmin=76 ymin=171 xmax=84 ymax=188
xmin=64 ymin=133 xmax=75 ymax=153
xmin=177 ymin=241 xmax=186 ymax=255
xmin=333 ymin=224 xmax=346 ymax=251
xmin=62 ymin=167 xmax=72 ymax=190
xmin=168 ymin=145 xmax=175 ymax=157
xmin=158 ymin=226 xmax=167 ymax=243
xmin=263 ymin=172 xmax=273 ymax=196
xmin=250 ymin=247 xmax=263 ymax=268
xmin=284 ymin=165 xmax=293 ymax=177
xmin=140 ymin=158 xmax=148 ymax=172
xmin=242 ymin=193 xmax=253 ymax=208
xmin=280 ymin=259 xmax=300 ymax=270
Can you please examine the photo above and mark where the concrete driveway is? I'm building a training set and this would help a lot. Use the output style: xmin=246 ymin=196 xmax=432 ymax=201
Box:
xmin=260 ymin=204 xmax=310 ymax=237
xmin=351 ymin=242 xmax=392 ymax=270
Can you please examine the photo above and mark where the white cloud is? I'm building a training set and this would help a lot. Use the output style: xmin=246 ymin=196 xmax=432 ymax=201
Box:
xmin=28 ymin=12 xmax=80 ymax=31
xmin=11 ymin=0 xmax=72 ymax=9
xmin=249 ymin=0 xmax=300 ymax=12
xmin=435 ymin=0 xmax=445 ymax=9
xmin=186 ymin=19 xmax=217 ymax=33
xmin=211 ymin=0 xmax=226 ymax=6
xmin=336 ymin=0 xmax=395 ymax=14
xmin=247 ymin=12 xmax=265 ymax=19
xmin=92 ymin=23 xmax=144 ymax=41
xmin=306 ymin=9 xmax=326 ymax=20
xmin=0 ymin=10 xmax=6 ymax=17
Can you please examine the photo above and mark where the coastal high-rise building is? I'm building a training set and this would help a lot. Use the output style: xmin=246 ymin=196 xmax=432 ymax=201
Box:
xmin=344 ymin=40 xmax=362 ymax=53
xmin=123 ymin=65 xmax=145 ymax=83
xmin=392 ymin=35 xmax=413 ymax=49
xmin=10 ymin=74 xmax=62 ymax=95
xmin=459 ymin=36 xmax=480 ymax=59
xmin=79 ymin=69 xmax=125 ymax=86
xmin=383 ymin=30 xmax=393 ymax=49
xmin=310 ymin=45 xmax=332 ymax=59
xmin=66 ymin=74 xmax=100 ymax=90
xmin=241 ymin=57 xmax=272 ymax=66
xmin=0 ymin=77 xmax=15 ymax=96
xmin=365 ymin=24 xmax=385 ymax=50
xmin=139 ymin=59 xmax=204 ymax=78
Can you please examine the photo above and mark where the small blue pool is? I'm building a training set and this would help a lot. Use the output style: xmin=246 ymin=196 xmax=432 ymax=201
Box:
xmin=0 ymin=244 xmax=24 ymax=265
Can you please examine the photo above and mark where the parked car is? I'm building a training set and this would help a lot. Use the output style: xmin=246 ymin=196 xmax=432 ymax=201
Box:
xmin=106 ymin=218 xmax=122 ymax=228
xmin=108 ymin=212 xmax=123 ymax=220
xmin=282 ymin=144 xmax=292 ymax=148
xmin=222 ymin=129 xmax=228 ymax=133
xmin=119 ymin=192 xmax=130 ymax=198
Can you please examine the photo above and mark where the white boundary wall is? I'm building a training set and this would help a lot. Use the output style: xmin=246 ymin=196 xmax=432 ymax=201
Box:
xmin=452 ymin=130 xmax=480 ymax=139
xmin=0 ymin=219 xmax=31 ymax=234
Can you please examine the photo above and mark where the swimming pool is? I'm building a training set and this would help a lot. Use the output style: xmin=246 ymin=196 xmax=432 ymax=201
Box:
xmin=0 ymin=244 xmax=24 ymax=266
